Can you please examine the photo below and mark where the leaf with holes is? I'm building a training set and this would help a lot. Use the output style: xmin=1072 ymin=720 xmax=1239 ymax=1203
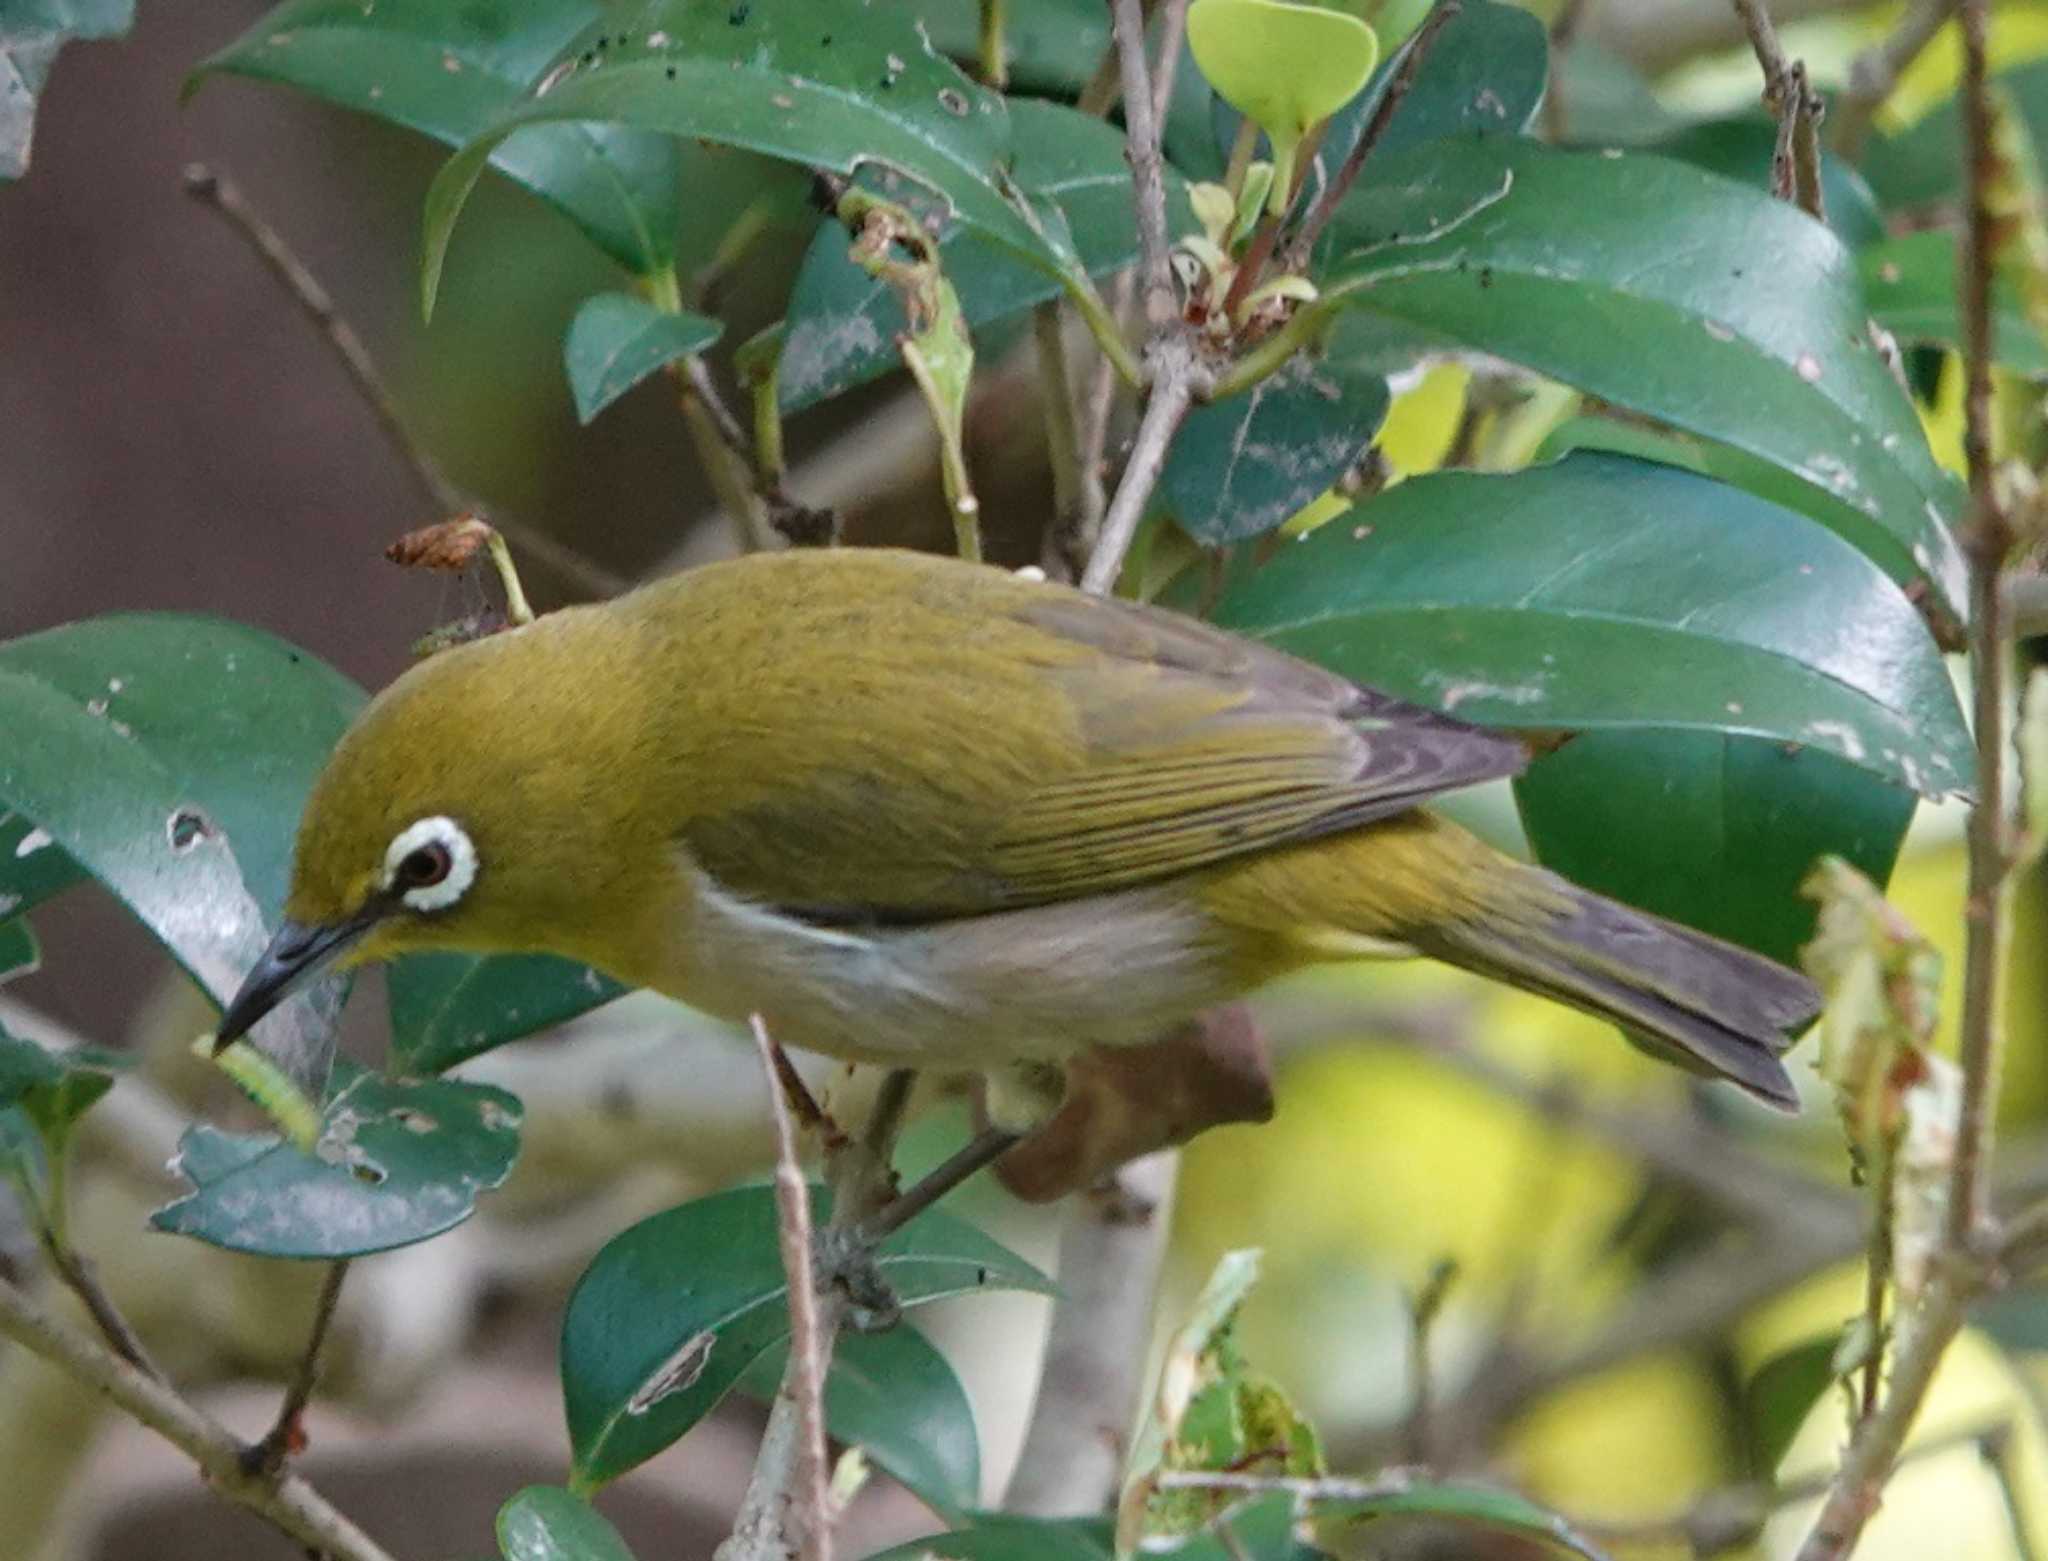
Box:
xmin=151 ymin=1068 xmax=523 ymax=1257
xmin=562 ymin=1184 xmax=1051 ymax=1490
xmin=497 ymin=1485 xmax=638 ymax=1561
xmin=1860 ymin=230 xmax=2048 ymax=379
xmin=1161 ymin=340 xmax=1389 ymax=543
xmin=1323 ymin=138 xmax=1968 ymax=631
xmin=423 ymin=0 xmax=1082 ymax=316
xmin=3 ymin=0 xmax=136 ymax=181
xmin=0 ymin=617 xmax=369 ymax=1092
xmin=781 ymin=100 xmax=1191 ymax=411
xmin=564 ymin=292 xmax=722 ymax=423
xmin=388 ymin=951 xmax=625 ymax=1074
xmin=738 ymin=1322 xmax=980 ymax=1519
xmin=193 ymin=0 xmax=682 ymax=274
xmin=1211 ymin=453 xmax=1971 ymax=798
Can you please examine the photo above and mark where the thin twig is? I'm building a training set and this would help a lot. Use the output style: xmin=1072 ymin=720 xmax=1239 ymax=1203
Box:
xmin=1833 ymin=0 xmax=1958 ymax=159
xmin=180 ymin=163 xmax=630 ymax=600
xmin=1075 ymin=270 xmax=1133 ymax=552
xmin=1005 ymin=1152 xmax=1180 ymax=1516
xmin=1795 ymin=5 xmax=2013 ymax=1552
xmin=1034 ymin=302 xmax=1088 ymax=581
xmin=1080 ymin=335 xmax=1202 ymax=593
xmin=1285 ymin=1 xmax=1465 ymax=270
xmin=1402 ymin=1258 xmax=1459 ymax=1465
xmin=43 ymin=1246 xmax=163 ymax=1383
xmin=750 ymin=1017 xmax=831 ymax=1561
xmin=1110 ymin=0 xmax=1176 ymax=334
xmin=978 ymin=0 xmax=1008 ymax=89
xmin=244 ymin=1260 xmax=351 ymax=1480
xmin=1729 ymin=0 xmax=1828 ymax=220
xmin=0 ymin=1274 xmax=398 ymax=1561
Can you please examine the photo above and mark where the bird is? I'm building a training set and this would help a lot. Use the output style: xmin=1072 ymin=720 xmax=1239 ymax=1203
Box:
xmin=215 ymin=546 xmax=1817 ymax=1216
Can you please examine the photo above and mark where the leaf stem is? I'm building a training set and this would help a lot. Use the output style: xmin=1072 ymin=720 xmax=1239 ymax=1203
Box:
xmin=979 ymin=0 xmax=1008 ymax=88
xmin=244 ymin=1260 xmax=351 ymax=1479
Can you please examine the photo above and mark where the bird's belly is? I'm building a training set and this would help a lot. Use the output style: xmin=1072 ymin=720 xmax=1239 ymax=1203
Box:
xmin=669 ymin=869 xmax=1239 ymax=1069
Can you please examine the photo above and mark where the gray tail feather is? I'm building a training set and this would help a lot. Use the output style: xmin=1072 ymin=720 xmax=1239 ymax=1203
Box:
xmin=1415 ymin=872 xmax=1818 ymax=1111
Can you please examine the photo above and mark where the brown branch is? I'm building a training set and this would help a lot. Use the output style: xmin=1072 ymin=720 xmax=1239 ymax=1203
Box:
xmin=180 ymin=163 xmax=631 ymax=600
xmin=42 ymin=1246 xmax=163 ymax=1383
xmin=1729 ymin=1 xmax=1827 ymax=220
xmin=1004 ymin=1152 xmax=1180 ymax=1516
xmin=0 ymin=1273 xmax=398 ymax=1561
xmin=1833 ymin=0 xmax=1958 ymax=159
xmin=1079 ymin=333 xmax=1203 ymax=593
xmin=1794 ymin=5 xmax=2015 ymax=1552
xmin=243 ymin=1260 xmax=350 ymax=1480
xmin=1284 ymin=1 xmax=1465 ymax=270
xmin=1111 ymin=0 xmax=1177 ymax=335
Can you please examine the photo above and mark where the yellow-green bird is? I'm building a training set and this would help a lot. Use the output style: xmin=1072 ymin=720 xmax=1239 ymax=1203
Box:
xmin=216 ymin=547 xmax=1814 ymax=1169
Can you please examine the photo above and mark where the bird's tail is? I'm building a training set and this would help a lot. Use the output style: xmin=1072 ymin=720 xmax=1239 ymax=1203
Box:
xmin=1411 ymin=868 xmax=1817 ymax=1110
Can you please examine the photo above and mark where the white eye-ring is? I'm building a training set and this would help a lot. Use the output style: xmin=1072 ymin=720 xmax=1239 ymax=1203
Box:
xmin=383 ymin=816 xmax=477 ymax=913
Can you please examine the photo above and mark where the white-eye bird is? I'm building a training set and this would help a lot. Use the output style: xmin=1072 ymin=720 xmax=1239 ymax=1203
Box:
xmin=215 ymin=548 xmax=1814 ymax=1207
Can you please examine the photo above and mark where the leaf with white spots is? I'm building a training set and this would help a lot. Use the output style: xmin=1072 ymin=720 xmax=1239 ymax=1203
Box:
xmin=151 ymin=1068 xmax=523 ymax=1257
xmin=1322 ymin=138 xmax=1968 ymax=634
xmin=562 ymin=1184 xmax=1051 ymax=1490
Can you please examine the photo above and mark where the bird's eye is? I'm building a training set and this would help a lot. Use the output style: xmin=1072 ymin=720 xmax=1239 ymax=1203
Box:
xmin=397 ymin=842 xmax=452 ymax=888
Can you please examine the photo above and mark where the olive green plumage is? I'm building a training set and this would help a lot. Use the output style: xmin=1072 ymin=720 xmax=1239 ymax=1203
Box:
xmin=257 ymin=547 xmax=1815 ymax=1115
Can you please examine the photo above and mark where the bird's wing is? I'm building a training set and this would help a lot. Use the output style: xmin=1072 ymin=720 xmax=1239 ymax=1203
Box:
xmin=670 ymin=553 xmax=1528 ymax=919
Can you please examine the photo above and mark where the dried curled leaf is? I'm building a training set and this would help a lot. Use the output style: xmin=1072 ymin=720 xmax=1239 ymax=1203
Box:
xmin=385 ymin=513 xmax=496 ymax=571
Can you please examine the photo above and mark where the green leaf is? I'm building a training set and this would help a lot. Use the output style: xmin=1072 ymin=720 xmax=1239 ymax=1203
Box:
xmin=423 ymin=0 xmax=1080 ymax=317
xmin=1645 ymin=116 xmax=1885 ymax=250
xmin=1867 ymin=59 xmax=2048 ymax=216
xmin=1534 ymin=413 xmax=1838 ymax=523
xmin=1316 ymin=1481 xmax=1612 ymax=1560
xmin=562 ymin=1184 xmax=1052 ymax=1490
xmin=150 ymin=1069 xmax=523 ymax=1257
xmin=1209 ymin=453 xmax=1972 ymax=799
xmin=1860 ymin=229 xmax=2048 ymax=379
xmin=1516 ymin=731 xmax=1915 ymax=969
xmin=1324 ymin=139 xmax=1969 ymax=629
xmin=1161 ymin=340 xmax=1389 ymax=543
xmin=498 ymin=1485 xmax=638 ymax=1561
xmin=780 ymin=101 xmax=1188 ymax=412
xmin=738 ymin=1321 xmax=980 ymax=1519
xmin=387 ymin=951 xmax=625 ymax=1074
xmin=859 ymin=1516 xmax=1114 ymax=1561
xmin=1742 ymin=1335 xmax=1842 ymax=1477
xmin=0 ymin=919 xmax=38 ymax=984
xmin=563 ymin=292 xmax=721 ymax=423
xmin=912 ymin=0 xmax=1108 ymax=96
xmin=0 ymin=616 xmax=368 ymax=1091
xmin=2 ymin=0 xmax=135 ymax=181
xmin=0 ymin=1021 xmax=121 ymax=1220
xmin=194 ymin=0 xmax=681 ymax=274
xmin=1296 ymin=0 xmax=1546 ymax=183
xmin=0 ymin=808 xmax=85 ymax=920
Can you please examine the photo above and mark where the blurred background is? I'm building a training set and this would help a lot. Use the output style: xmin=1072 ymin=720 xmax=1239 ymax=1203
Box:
xmin=6 ymin=1 xmax=2048 ymax=1558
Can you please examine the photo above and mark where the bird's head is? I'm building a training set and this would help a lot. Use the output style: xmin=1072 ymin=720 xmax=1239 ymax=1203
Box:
xmin=213 ymin=616 xmax=660 ymax=1047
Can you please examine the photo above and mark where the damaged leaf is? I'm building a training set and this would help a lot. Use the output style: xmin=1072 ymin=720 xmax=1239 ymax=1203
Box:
xmin=151 ymin=1068 xmax=523 ymax=1257
xmin=562 ymin=1184 xmax=1050 ymax=1491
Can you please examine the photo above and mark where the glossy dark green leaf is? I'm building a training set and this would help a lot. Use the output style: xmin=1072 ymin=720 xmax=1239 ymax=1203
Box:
xmin=424 ymin=0 xmax=1079 ymax=316
xmin=0 ymin=919 xmax=38 ymax=983
xmin=387 ymin=951 xmax=624 ymax=1074
xmin=151 ymin=1069 xmax=523 ymax=1257
xmin=0 ymin=1021 xmax=121 ymax=1218
xmin=1860 ymin=229 xmax=2048 ymax=379
xmin=738 ymin=1321 xmax=979 ymax=1519
xmin=1297 ymin=0 xmax=1547 ymax=186
xmin=0 ymin=808 xmax=84 ymax=920
xmin=0 ymin=616 xmax=367 ymax=1090
xmin=1644 ymin=116 xmax=1885 ymax=250
xmin=860 ymin=1516 xmax=1113 ymax=1561
xmin=497 ymin=1485 xmax=637 ymax=1561
xmin=195 ymin=0 xmax=681 ymax=274
xmin=1317 ymin=1482 xmax=1611 ymax=1559
xmin=564 ymin=292 xmax=721 ymax=423
xmin=1516 ymin=731 xmax=1915 ymax=968
xmin=1742 ymin=1335 xmax=1842 ymax=1477
xmin=2 ymin=0 xmax=135 ymax=181
xmin=562 ymin=1184 xmax=1052 ymax=1489
xmin=779 ymin=100 xmax=1188 ymax=412
xmin=1212 ymin=453 xmax=1972 ymax=799
xmin=1325 ymin=139 xmax=1969 ymax=627
xmin=1162 ymin=344 xmax=1389 ymax=543
xmin=1865 ymin=59 xmax=2048 ymax=215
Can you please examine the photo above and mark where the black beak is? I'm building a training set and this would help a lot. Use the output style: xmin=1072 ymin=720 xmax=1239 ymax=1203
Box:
xmin=213 ymin=912 xmax=379 ymax=1051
